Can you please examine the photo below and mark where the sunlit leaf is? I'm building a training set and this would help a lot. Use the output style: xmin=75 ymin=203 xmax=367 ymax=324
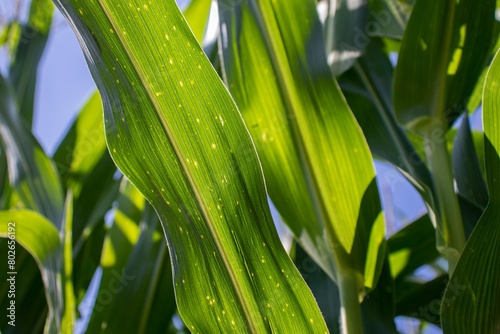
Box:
xmin=394 ymin=0 xmax=495 ymax=132
xmin=8 ymin=0 xmax=54 ymax=126
xmin=218 ymin=0 xmax=386 ymax=297
xmin=324 ymin=0 xmax=368 ymax=75
xmin=0 ymin=210 xmax=61 ymax=333
xmin=86 ymin=179 xmax=145 ymax=331
xmin=54 ymin=0 xmax=329 ymax=331
xmin=183 ymin=0 xmax=212 ymax=43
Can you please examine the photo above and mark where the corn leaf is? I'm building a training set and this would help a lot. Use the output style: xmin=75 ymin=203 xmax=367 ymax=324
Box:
xmin=339 ymin=40 xmax=437 ymax=218
xmin=61 ymin=193 xmax=76 ymax=333
xmin=324 ymin=0 xmax=368 ymax=75
xmin=0 ymin=210 xmax=61 ymax=333
xmin=92 ymin=198 xmax=176 ymax=333
xmin=387 ymin=214 xmax=438 ymax=281
xmin=441 ymin=47 xmax=500 ymax=334
xmin=218 ymin=0 xmax=385 ymax=294
xmin=452 ymin=115 xmax=488 ymax=235
xmin=394 ymin=0 xmax=495 ymax=132
xmin=183 ymin=0 xmax=212 ymax=43
xmin=86 ymin=179 xmax=146 ymax=331
xmin=53 ymin=92 xmax=107 ymax=196
xmin=8 ymin=0 xmax=54 ymax=126
xmin=367 ymin=0 xmax=413 ymax=39
xmin=0 ymin=73 xmax=64 ymax=226
xmin=54 ymin=0 xmax=328 ymax=331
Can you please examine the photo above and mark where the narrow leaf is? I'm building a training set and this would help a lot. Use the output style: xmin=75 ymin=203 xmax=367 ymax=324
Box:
xmin=218 ymin=0 xmax=386 ymax=296
xmin=0 ymin=73 xmax=64 ymax=226
xmin=394 ymin=0 xmax=495 ymax=132
xmin=53 ymin=92 xmax=107 ymax=196
xmin=0 ymin=210 xmax=61 ymax=333
xmin=324 ymin=0 xmax=368 ymax=75
xmin=183 ymin=0 xmax=212 ymax=43
xmin=441 ymin=47 xmax=500 ymax=334
xmin=86 ymin=179 xmax=146 ymax=331
xmin=452 ymin=115 xmax=488 ymax=234
xmin=8 ymin=0 xmax=54 ymax=126
xmin=54 ymin=0 xmax=328 ymax=331
xmin=61 ymin=193 xmax=75 ymax=333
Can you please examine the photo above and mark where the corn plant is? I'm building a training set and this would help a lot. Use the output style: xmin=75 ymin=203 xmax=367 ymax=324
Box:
xmin=0 ymin=0 xmax=499 ymax=333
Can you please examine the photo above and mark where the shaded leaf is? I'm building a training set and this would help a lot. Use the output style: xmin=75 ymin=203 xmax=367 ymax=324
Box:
xmin=340 ymin=39 xmax=437 ymax=220
xmin=324 ymin=0 xmax=368 ymax=75
xmin=86 ymin=179 xmax=146 ymax=332
xmin=183 ymin=0 xmax=212 ymax=43
xmin=394 ymin=0 xmax=495 ymax=132
xmin=53 ymin=92 xmax=107 ymax=196
xmin=452 ymin=115 xmax=488 ymax=235
xmin=218 ymin=0 xmax=385 ymax=297
xmin=367 ymin=0 xmax=413 ymax=39
xmin=441 ymin=47 xmax=500 ymax=334
xmin=0 ymin=73 xmax=64 ymax=226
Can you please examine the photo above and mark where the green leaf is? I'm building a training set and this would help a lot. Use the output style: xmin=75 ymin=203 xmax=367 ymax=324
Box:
xmin=54 ymin=0 xmax=329 ymax=332
xmin=387 ymin=214 xmax=438 ymax=281
xmin=295 ymin=244 xmax=398 ymax=333
xmin=71 ymin=153 xmax=119 ymax=299
xmin=61 ymin=193 xmax=75 ymax=333
xmin=183 ymin=0 xmax=212 ymax=43
xmin=441 ymin=47 xmax=500 ymax=334
xmin=452 ymin=115 xmax=488 ymax=235
xmin=340 ymin=39 xmax=437 ymax=219
xmin=53 ymin=92 xmax=107 ymax=196
xmin=0 ymin=211 xmax=59 ymax=263
xmin=0 ymin=210 xmax=61 ymax=332
xmin=218 ymin=0 xmax=385 ymax=295
xmin=393 ymin=0 xmax=495 ymax=132
xmin=86 ymin=179 xmax=146 ymax=331
xmin=8 ymin=0 xmax=54 ymax=126
xmin=95 ymin=202 xmax=176 ymax=333
xmin=0 ymin=73 xmax=64 ymax=226
xmin=395 ymin=274 xmax=448 ymax=323
xmin=367 ymin=0 xmax=414 ymax=39
xmin=0 ymin=244 xmax=48 ymax=333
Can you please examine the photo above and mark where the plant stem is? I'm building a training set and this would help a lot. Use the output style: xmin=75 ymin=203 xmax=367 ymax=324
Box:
xmin=425 ymin=127 xmax=466 ymax=275
xmin=338 ymin=272 xmax=363 ymax=334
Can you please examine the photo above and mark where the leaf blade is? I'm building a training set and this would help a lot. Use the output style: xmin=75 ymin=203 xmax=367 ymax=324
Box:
xmin=54 ymin=0 xmax=329 ymax=332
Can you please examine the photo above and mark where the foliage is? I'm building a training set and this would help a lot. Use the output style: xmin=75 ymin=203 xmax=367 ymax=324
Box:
xmin=0 ymin=0 xmax=498 ymax=333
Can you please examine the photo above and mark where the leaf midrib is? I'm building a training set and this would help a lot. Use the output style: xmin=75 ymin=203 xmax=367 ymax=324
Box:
xmin=249 ymin=0 xmax=351 ymax=274
xmin=96 ymin=2 xmax=258 ymax=332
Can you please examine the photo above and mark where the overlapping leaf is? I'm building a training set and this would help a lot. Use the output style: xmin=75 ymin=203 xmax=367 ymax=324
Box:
xmin=8 ymin=0 xmax=54 ymax=126
xmin=441 ymin=48 xmax=500 ymax=334
xmin=53 ymin=92 xmax=107 ymax=195
xmin=324 ymin=0 xmax=368 ymax=75
xmin=394 ymin=0 xmax=495 ymax=131
xmin=0 ymin=210 xmax=61 ymax=333
xmin=0 ymin=73 xmax=64 ymax=226
xmin=54 ymin=0 xmax=328 ymax=332
xmin=218 ymin=0 xmax=385 ymax=295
